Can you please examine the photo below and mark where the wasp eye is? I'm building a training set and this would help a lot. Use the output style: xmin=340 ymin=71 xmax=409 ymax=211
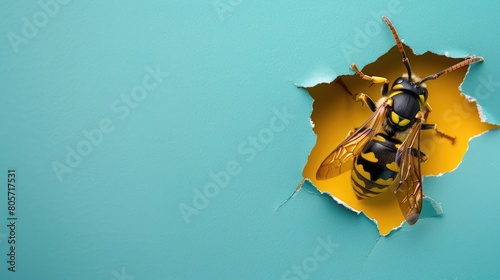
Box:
xmin=419 ymin=88 xmax=429 ymax=102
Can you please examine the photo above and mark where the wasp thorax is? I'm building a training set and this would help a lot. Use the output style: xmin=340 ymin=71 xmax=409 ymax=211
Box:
xmin=386 ymin=76 xmax=427 ymax=133
xmin=391 ymin=94 xmax=420 ymax=119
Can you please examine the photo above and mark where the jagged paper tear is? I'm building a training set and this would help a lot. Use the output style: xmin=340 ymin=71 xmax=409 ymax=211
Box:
xmin=299 ymin=45 xmax=499 ymax=235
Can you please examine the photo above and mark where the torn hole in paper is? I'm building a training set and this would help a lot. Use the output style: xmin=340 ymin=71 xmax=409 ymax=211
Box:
xmin=299 ymin=45 xmax=499 ymax=235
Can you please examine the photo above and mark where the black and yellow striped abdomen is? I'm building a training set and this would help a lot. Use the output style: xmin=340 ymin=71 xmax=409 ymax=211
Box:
xmin=351 ymin=134 xmax=401 ymax=199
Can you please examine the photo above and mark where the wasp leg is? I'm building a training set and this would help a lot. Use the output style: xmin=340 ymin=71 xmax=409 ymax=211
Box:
xmin=336 ymin=78 xmax=378 ymax=113
xmin=422 ymin=123 xmax=456 ymax=144
xmin=351 ymin=63 xmax=390 ymax=96
xmin=347 ymin=127 xmax=358 ymax=137
xmin=335 ymin=78 xmax=356 ymax=100
xmin=354 ymin=93 xmax=377 ymax=112
xmin=410 ymin=148 xmax=428 ymax=163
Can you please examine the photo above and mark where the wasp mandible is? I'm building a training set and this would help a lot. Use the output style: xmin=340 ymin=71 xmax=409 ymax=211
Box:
xmin=316 ymin=16 xmax=483 ymax=225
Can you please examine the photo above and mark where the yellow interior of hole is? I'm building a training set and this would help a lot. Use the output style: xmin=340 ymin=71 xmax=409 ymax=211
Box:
xmin=303 ymin=46 xmax=498 ymax=235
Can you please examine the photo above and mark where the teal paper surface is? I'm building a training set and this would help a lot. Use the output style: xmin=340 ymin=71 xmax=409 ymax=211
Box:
xmin=1 ymin=1 xmax=500 ymax=279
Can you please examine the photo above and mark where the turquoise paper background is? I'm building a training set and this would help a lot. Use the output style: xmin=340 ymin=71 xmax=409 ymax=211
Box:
xmin=1 ymin=1 xmax=500 ymax=279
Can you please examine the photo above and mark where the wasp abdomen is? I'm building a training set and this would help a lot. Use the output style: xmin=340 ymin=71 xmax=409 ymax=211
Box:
xmin=351 ymin=134 xmax=401 ymax=199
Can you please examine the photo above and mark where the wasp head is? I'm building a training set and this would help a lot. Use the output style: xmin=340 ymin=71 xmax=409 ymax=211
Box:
xmin=392 ymin=75 xmax=428 ymax=105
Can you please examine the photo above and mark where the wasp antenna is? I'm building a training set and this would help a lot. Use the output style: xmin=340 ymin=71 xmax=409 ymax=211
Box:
xmin=382 ymin=16 xmax=412 ymax=79
xmin=420 ymin=56 xmax=484 ymax=84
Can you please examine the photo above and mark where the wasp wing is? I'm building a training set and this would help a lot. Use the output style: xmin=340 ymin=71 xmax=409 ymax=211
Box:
xmin=316 ymin=102 xmax=389 ymax=180
xmin=394 ymin=120 xmax=423 ymax=225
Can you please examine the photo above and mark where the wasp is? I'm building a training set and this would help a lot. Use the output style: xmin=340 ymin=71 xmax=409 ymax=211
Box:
xmin=316 ymin=16 xmax=483 ymax=225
